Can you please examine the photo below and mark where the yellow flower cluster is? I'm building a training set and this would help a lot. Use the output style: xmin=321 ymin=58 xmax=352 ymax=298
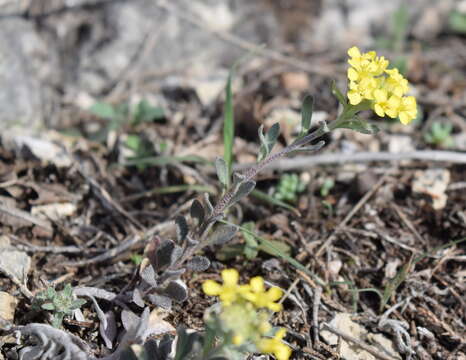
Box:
xmin=203 ymin=268 xmax=291 ymax=360
xmin=347 ymin=46 xmax=417 ymax=125
xmin=203 ymin=268 xmax=283 ymax=311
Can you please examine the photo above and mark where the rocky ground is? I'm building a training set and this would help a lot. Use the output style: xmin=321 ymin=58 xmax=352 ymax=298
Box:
xmin=0 ymin=0 xmax=465 ymax=359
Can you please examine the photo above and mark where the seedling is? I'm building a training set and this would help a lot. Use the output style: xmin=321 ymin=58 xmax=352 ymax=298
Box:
xmin=32 ymin=284 xmax=86 ymax=328
xmin=424 ymin=122 xmax=454 ymax=148
xmin=273 ymin=173 xmax=306 ymax=203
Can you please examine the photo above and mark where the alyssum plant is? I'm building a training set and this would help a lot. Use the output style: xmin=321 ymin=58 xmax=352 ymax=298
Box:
xmin=8 ymin=47 xmax=417 ymax=360
xmin=119 ymin=47 xmax=418 ymax=360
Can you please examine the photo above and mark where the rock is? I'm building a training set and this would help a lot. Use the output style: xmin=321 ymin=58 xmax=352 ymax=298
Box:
xmin=321 ymin=313 xmax=402 ymax=360
xmin=388 ymin=135 xmax=415 ymax=153
xmin=31 ymin=203 xmax=77 ymax=221
xmin=0 ymin=18 xmax=44 ymax=129
xmin=0 ymin=235 xmax=31 ymax=285
xmin=0 ymin=291 xmax=17 ymax=321
xmin=2 ymin=132 xmax=72 ymax=167
xmin=281 ymin=72 xmax=310 ymax=92
xmin=412 ymin=169 xmax=450 ymax=210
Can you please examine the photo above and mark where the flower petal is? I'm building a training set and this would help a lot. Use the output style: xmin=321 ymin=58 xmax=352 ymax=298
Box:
xmin=250 ymin=277 xmax=265 ymax=293
xmin=348 ymin=46 xmax=361 ymax=58
xmin=202 ymin=280 xmax=222 ymax=295
xmin=221 ymin=268 xmax=239 ymax=287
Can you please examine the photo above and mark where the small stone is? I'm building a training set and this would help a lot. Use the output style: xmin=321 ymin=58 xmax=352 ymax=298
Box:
xmin=31 ymin=203 xmax=77 ymax=221
xmin=328 ymin=260 xmax=342 ymax=277
xmin=0 ymin=292 xmax=17 ymax=321
xmin=281 ymin=72 xmax=310 ymax=92
xmin=412 ymin=169 xmax=450 ymax=210
xmin=0 ymin=235 xmax=31 ymax=285
xmin=321 ymin=313 xmax=401 ymax=360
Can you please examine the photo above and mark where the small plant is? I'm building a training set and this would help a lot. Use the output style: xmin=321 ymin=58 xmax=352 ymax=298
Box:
xmin=130 ymin=253 xmax=144 ymax=265
xmin=88 ymin=99 xmax=165 ymax=142
xmin=32 ymin=284 xmax=86 ymax=328
xmin=319 ymin=178 xmax=335 ymax=197
xmin=12 ymin=47 xmax=419 ymax=359
xmin=424 ymin=122 xmax=454 ymax=148
xmin=273 ymin=173 xmax=306 ymax=203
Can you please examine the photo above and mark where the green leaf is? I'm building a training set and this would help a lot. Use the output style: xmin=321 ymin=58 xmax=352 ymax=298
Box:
xmin=331 ymin=81 xmax=347 ymax=106
xmin=215 ymin=157 xmax=229 ymax=187
xmin=52 ymin=313 xmax=65 ymax=328
xmin=41 ymin=302 xmax=55 ymax=311
xmin=300 ymin=94 xmax=314 ymax=135
xmin=223 ymin=71 xmax=235 ymax=187
xmin=133 ymin=99 xmax=165 ymax=124
xmin=449 ymin=10 xmax=466 ymax=34
xmin=258 ymin=123 xmax=280 ymax=161
xmin=130 ymin=253 xmax=143 ymax=265
xmin=125 ymin=134 xmax=142 ymax=152
xmin=227 ymin=180 xmax=256 ymax=207
xmin=216 ymin=243 xmax=245 ymax=261
xmin=122 ymin=154 xmax=208 ymax=167
xmin=380 ymin=261 xmax=410 ymax=312
xmin=241 ymin=221 xmax=258 ymax=259
xmin=46 ymin=287 xmax=56 ymax=299
xmin=89 ymin=102 xmax=116 ymax=119
xmin=231 ymin=221 xmax=326 ymax=287
xmin=62 ymin=284 xmax=73 ymax=298
xmin=259 ymin=238 xmax=291 ymax=257
xmin=251 ymin=189 xmax=300 ymax=216
xmin=71 ymin=299 xmax=87 ymax=309
xmin=334 ymin=117 xmax=380 ymax=135
xmin=392 ymin=3 xmax=409 ymax=52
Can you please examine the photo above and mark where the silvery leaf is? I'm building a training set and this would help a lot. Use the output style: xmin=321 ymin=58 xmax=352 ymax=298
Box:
xmin=155 ymin=239 xmax=175 ymax=271
xmin=175 ymin=216 xmax=189 ymax=243
xmin=161 ymin=281 xmax=188 ymax=302
xmin=158 ymin=268 xmax=185 ymax=284
xmin=148 ymin=294 xmax=172 ymax=309
xmin=203 ymin=193 xmax=214 ymax=215
xmin=140 ymin=265 xmax=157 ymax=288
xmin=186 ymin=256 xmax=210 ymax=272
xmin=132 ymin=287 xmax=145 ymax=308
xmin=228 ymin=180 xmax=256 ymax=207
xmin=190 ymin=199 xmax=205 ymax=225
xmin=215 ymin=157 xmax=229 ymax=187
xmin=208 ymin=224 xmax=237 ymax=245
xmin=300 ymin=94 xmax=314 ymax=134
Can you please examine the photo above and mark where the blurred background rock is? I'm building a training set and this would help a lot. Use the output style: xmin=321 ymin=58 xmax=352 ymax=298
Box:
xmin=0 ymin=0 xmax=463 ymax=130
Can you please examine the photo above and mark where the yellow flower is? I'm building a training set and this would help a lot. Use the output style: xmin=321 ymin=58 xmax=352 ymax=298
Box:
xmin=372 ymin=89 xmax=400 ymax=118
xmin=347 ymin=76 xmax=380 ymax=105
xmin=398 ymin=96 xmax=417 ymax=125
xmin=345 ymin=46 xmax=417 ymax=125
xmin=347 ymin=46 xmax=388 ymax=80
xmin=256 ymin=328 xmax=292 ymax=360
xmin=385 ymin=68 xmax=409 ymax=97
xmin=202 ymin=268 xmax=250 ymax=306
xmin=243 ymin=276 xmax=283 ymax=312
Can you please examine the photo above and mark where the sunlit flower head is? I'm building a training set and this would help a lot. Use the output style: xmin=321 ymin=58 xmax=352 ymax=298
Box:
xmin=202 ymin=268 xmax=250 ymax=306
xmin=243 ymin=276 xmax=283 ymax=312
xmin=346 ymin=46 xmax=417 ymax=124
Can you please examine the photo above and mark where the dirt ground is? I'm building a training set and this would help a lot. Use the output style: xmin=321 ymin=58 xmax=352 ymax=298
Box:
xmin=0 ymin=1 xmax=465 ymax=360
